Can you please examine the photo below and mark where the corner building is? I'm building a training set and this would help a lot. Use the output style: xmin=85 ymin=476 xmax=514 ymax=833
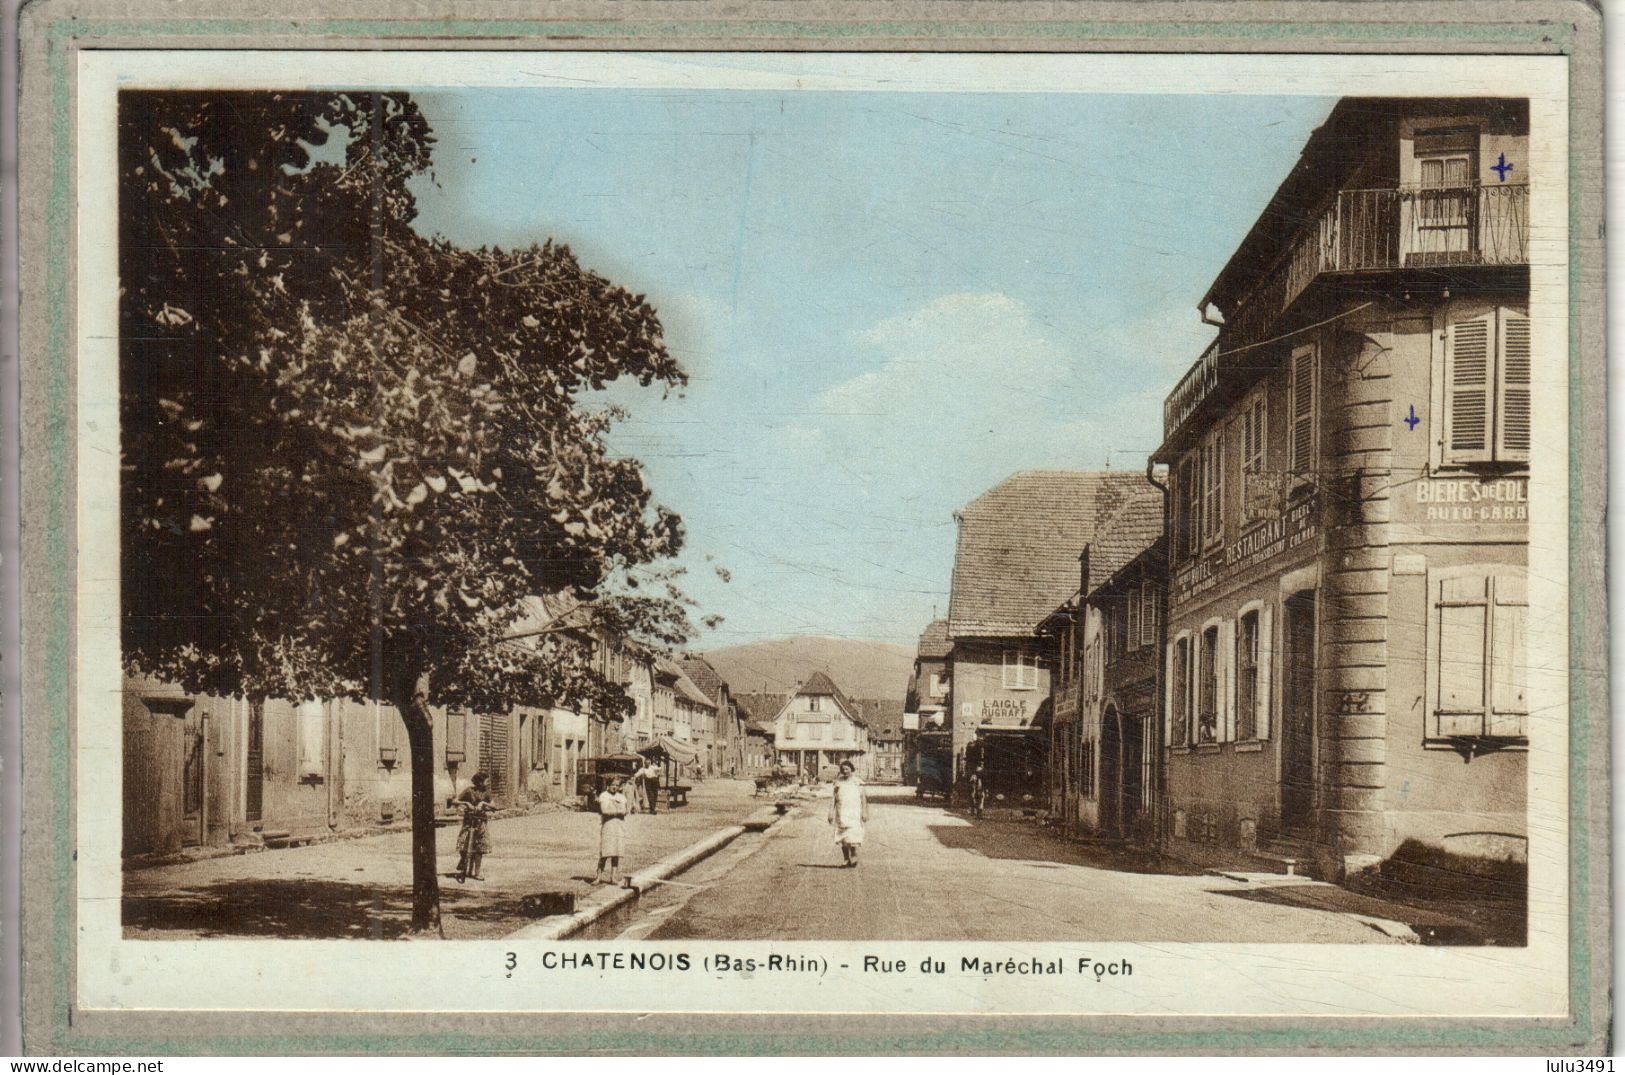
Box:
xmin=1152 ymin=98 xmax=1530 ymax=880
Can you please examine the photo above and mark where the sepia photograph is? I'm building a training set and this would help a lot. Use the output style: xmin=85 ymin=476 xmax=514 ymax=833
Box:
xmin=15 ymin=15 xmax=1603 ymax=1051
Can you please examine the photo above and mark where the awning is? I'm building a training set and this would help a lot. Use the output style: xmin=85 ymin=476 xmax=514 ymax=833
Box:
xmin=639 ymin=736 xmax=702 ymax=765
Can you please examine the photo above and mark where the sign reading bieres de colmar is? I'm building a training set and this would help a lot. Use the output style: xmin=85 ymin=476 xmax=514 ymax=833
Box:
xmin=1416 ymin=476 xmax=1529 ymax=523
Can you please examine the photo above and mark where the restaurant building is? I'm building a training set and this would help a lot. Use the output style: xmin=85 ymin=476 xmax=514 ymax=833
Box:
xmin=1151 ymin=97 xmax=1530 ymax=880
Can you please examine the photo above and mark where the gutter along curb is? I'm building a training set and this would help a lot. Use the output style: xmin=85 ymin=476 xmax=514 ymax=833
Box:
xmin=506 ymin=806 xmax=791 ymax=940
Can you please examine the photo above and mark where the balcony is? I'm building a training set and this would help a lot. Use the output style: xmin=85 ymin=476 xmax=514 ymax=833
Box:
xmin=1166 ymin=183 xmax=1528 ymax=440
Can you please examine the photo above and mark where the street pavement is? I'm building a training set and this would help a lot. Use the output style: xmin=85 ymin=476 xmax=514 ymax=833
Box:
xmin=122 ymin=779 xmax=762 ymax=940
xmin=642 ymin=787 xmax=1495 ymax=943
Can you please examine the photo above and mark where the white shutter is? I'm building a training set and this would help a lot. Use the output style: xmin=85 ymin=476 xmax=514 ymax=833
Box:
xmin=1256 ymin=602 xmax=1274 ymax=740
xmin=1445 ymin=314 xmax=1494 ymax=463
xmin=1489 ymin=574 xmax=1528 ymax=738
xmin=1221 ymin=619 xmax=1237 ymax=742
xmin=1163 ymin=641 xmax=1176 ymax=744
xmin=1496 ymin=309 xmax=1531 ymax=461
xmin=1289 ymin=344 xmax=1316 ymax=476
xmin=1434 ymin=575 xmax=1489 ymax=736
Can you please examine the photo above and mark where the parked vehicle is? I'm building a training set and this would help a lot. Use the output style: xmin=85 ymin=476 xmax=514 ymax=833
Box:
xmin=913 ymin=730 xmax=953 ymax=801
xmin=576 ymin=754 xmax=642 ymax=811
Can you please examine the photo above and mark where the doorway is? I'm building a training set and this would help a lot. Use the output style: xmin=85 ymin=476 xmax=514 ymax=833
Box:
xmin=245 ymin=701 xmax=264 ymax=825
xmin=1280 ymin=590 xmax=1318 ymax=835
xmin=1100 ymin=706 xmax=1121 ymax=836
xmin=1120 ymin=712 xmax=1144 ymax=837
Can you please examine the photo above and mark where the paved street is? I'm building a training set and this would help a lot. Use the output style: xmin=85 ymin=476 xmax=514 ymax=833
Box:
xmin=123 ymin=780 xmax=761 ymax=940
xmin=642 ymin=788 xmax=1487 ymax=943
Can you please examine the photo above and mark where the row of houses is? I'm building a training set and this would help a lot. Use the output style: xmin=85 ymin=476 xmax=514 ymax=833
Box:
xmin=906 ymin=95 xmax=1530 ymax=883
xmin=123 ymin=595 xmax=753 ymax=856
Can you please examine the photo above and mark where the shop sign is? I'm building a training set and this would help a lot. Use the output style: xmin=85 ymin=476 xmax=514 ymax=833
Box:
xmin=980 ymin=697 xmax=1030 ymax=724
xmin=1415 ymin=476 xmax=1528 ymax=523
xmin=1226 ymin=491 xmax=1319 ymax=573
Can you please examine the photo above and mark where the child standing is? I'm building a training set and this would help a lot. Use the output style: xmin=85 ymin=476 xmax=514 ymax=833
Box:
xmin=453 ymin=771 xmax=495 ymax=883
xmin=595 ymin=776 xmax=630 ymax=885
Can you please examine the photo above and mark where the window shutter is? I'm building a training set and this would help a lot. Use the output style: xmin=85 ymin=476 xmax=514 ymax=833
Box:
xmin=1163 ymin=641 xmax=1175 ymax=744
xmin=1256 ymin=602 xmax=1274 ymax=740
xmin=1445 ymin=314 xmax=1494 ymax=463
xmin=1489 ymin=574 xmax=1528 ymax=737
xmin=1289 ymin=345 xmax=1316 ymax=476
xmin=1496 ymin=309 xmax=1531 ymax=461
xmin=1221 ymin=619 xmax=1237 ymax=742
xmin=1434 ymin=576 xmax=1489 ymax=736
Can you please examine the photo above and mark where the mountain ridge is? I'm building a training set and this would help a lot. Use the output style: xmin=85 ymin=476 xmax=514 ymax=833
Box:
xmin=699 ymin=635 xmax=914 ymax=703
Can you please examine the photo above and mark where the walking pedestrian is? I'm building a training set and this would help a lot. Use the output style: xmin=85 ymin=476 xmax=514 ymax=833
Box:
xmin=828 ymin=760 xmax=869 ymax=868
xmin=595 ymin=776 xmax=630 ymax=885
xmin=453 ymin=771 xmax=495 ymax=883
xmin=639 ymin=759 xmax=661 ymax=816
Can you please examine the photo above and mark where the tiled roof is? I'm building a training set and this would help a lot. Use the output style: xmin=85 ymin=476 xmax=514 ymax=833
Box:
xmin=678 ymin=656 xmax=729 ymax=705
xmin=854 ymin=698 xmax=906 ymax=741
xmin=735 ymin=692 xmax=788 ymax=725
xmin=798 ymin=671 xmax=840 ymax=696
xmin=916 ymin=619 xmax=952 ymax=660
xmin=947 ymin=470 xmax=1153 ymax=639
xmin=1086 ymin=487 xmax=1166 ymax=592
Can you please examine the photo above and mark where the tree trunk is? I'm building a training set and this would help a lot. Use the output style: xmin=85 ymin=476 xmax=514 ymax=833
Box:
xmin=395 ymin=674 xmax=443 ymax=935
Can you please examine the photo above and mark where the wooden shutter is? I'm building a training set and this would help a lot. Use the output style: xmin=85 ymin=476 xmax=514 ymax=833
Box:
xmin=1289 ymin=345 xmax=1316 ymax=477
xmin=1220 ymin=618 xmax=1237 ymax=742
xmin=1434 ymin=576 xmax=1489 ymax=736
xmin=1163 ymin=640 xmax=1179 ymax=747
xmin=1496 ymin=309 xmax=1531 ymax=461
xmin=1256 ymin=602 xmax=1274 ymax=740
xmin=1488 ymin=574 xmax=1528 ymax=737
xmin=1445 ymin=314 xmax=1494 ymax=463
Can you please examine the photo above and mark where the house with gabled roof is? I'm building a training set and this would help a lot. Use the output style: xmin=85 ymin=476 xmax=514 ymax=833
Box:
xmin=767 ymin=672 xmax=872 ymax=781
xmin=945 ymin=470 xmax=1149 ymax=797
xmin=1042 ymin=485 xmax=1165 ymax=838
xmin=680 ymin=654 xmax=746 ymax=777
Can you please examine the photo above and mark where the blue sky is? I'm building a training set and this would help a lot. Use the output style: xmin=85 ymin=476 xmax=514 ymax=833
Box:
xmin=407 ymin=89 xmax=1334 ymax=647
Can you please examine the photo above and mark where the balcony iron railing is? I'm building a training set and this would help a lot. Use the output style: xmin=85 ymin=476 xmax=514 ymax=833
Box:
xmin=1166 ymin=183 xmax=1529 ymax=439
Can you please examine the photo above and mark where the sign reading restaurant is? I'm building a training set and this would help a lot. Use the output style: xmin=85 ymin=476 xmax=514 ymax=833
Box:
xmin=1173 ymin=491 xmax=1320 ymax=604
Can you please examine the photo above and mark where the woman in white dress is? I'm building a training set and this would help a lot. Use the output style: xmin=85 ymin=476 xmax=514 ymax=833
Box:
xmin=828 ymin=760 xmax=870 ymax=868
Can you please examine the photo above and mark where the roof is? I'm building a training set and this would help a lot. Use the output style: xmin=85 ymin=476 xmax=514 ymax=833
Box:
xmin=734 ymin=692 xmax=787 ymax=725
xmin=853 ymin=698 xmax=906 ymax=741
xmin=798 ymin=671 xmax=840 ymax=696
xmin=1086 ymin=487 xmax=1165 ymax=592
xmin=655 ymin=655 xmax=715 ymax=709
xmin=677 ymin=656 xmax=729 ymax=706
xmin=916 ymin=619 xmax=952 ymax=660
xmin=947 ymin=471 xmax=1153 ymax=639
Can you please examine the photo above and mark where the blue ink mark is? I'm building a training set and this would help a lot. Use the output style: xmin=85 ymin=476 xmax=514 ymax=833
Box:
xmin=1492 ymin=152 xmax=1515 ymax=182
xmin=1404 ymin=404 xmax=1420 ymax=431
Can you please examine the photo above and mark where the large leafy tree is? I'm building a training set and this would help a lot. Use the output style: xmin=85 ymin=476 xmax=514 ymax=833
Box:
xmin=120 ymin=92 xmax=694 ymax=931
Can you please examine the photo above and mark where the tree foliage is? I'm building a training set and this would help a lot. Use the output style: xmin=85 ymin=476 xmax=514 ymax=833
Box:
xmin=120 ymin=91 xmax=697 ymax=929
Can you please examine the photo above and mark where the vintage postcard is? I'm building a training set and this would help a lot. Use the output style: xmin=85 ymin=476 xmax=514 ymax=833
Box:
xmin=16 ymin=0 xmax=1607 ymax=1056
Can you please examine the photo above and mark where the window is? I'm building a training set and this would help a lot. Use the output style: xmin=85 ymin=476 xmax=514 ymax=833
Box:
xmin=1140 ymin=581 xmax=1160 ymax=649
xmin=1239 ymin=392 xmax=1272 ymax=526
xmin=808 ymin=696 xmax=823 ymax=712
xmin=1176 ymin=456 xmax=1199 ymax=561
xmin=1431 ymin=570 xmax=1527 ymax=740
xmin=1003 ymin=650 xmax=1039 ymax=690
xmin=1126 ymin=591 xmax=1141 ymax=653
xmin=1444 ymin=307 xmax=1531 ymax=465
xmin=1197 ymin=625 xmax=1220 ymax=744
xmin=807 ymin=723 xmax=825 ymax=742
xmin=1202 ymin=435 xmax=1224 ymax=544
xmin=1167 ymin=635 xmax=1192 ymax=748
xmin=1080 ymin=738 xmax=1096 ymax=797
xmin=1289 ymin=344 xmax=1317 ymax=485
xmin=297 ymin=700 xmax=327 ymax=779
xmin=832 ymin=723 xmax=847 ymax=741
xmin=1236 ymin=611 xmax=1260 ymax=740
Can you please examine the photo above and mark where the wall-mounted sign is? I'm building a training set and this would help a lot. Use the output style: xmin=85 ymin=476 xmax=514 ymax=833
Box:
xmin=1416 ymin=477 xmax=1528 ymax=523
xmin=980 ymin=697 xmax=1030 ymax=724
xmin=1172 ymin=491 xmax=1320 ymax=606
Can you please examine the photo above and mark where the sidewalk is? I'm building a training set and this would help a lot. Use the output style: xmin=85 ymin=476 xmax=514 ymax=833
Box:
xmin=122 ymin=778 xmax=762 ymax=940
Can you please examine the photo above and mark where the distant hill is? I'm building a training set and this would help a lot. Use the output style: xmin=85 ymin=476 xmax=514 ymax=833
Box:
xmin=701 ymin=636 xmax=914 ymax=702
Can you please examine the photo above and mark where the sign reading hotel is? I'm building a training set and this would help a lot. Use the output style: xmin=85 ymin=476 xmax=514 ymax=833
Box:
xmin=1416 ymin=476 xmax=1529 ymax=523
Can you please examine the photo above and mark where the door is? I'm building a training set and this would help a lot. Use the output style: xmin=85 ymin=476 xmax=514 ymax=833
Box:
xmin=1099 ymin=707 xmax=1121 ymax=837
xmin=1121 ymin=712 xmax=1144 ymax=836
xmin=1280 ymin=590 xmax=1318 ymax=834
xmin=245 ymin=701 xmax=264 ymax=824
xmin=180 ymin=709 xmax=207 ymax=847
xmin=1412 ymin=140 xmax=1479 ymax=264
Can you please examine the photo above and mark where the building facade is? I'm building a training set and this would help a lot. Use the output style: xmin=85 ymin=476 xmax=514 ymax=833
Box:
xmin=1153 ymin=97 xmax=1530 ymax=879
xmin=769 ymin=673 xmax=871 ymax=780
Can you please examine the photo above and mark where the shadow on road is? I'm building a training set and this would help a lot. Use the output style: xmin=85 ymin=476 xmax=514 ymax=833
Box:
xmin=122 ymin=878 xmax=541 ymax=939
xmin=926 ymin=822 xmax=1205 ymax=876
xmin=1210 ymin=882 xmax=1527 ymax=946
